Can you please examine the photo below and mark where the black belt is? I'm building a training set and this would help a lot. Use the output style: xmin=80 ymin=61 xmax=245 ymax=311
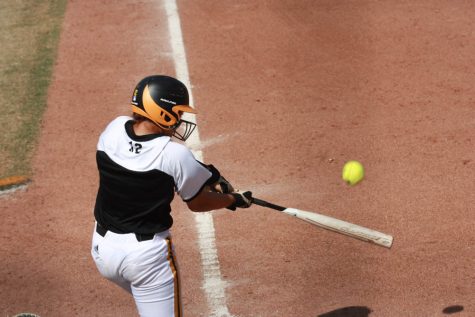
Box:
xmin=96 ymin=223 xmax=154 ymax=242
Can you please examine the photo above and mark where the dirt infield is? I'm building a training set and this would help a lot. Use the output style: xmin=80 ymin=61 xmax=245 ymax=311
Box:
xmin=1 ymin=0 xmax=474 ymax=316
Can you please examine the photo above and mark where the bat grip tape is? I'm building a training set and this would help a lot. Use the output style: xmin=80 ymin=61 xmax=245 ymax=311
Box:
xmin=252 ymin=198 xmax=286 ymax=211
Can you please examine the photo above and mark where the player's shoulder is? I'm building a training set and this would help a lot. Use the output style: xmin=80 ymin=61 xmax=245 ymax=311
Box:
xmin=98 ymin=116 xmax=131 ymax=146
xmin=164 ymin=140 xmax=192 ymax=155
xmin=105 ymin=116 xmax=131 ymax=130
xmin=162 ymin=140 xmax=197 ymax=163
xmin=100 ymin=116 xmax=131 ymax=136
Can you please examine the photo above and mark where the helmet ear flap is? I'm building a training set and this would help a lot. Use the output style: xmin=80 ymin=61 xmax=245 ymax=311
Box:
xmin=160 ymin=110 xmax=174 ymax=125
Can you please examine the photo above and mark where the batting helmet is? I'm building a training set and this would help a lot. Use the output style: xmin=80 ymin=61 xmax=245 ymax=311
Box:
xmin=131 ymin=75 xmax=197 ymax=141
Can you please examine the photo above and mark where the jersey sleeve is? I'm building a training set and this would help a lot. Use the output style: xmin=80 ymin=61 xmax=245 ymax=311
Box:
xmin=162 ymin=142 xmax=212 ymax=201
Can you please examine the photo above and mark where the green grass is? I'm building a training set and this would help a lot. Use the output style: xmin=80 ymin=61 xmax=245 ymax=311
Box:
xmin=0 ymin=0 xmax=67 ymax=179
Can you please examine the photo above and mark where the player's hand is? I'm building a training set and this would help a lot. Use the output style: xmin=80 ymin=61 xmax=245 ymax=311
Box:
xmin=227 ymin=191 xmax=253 ymax=211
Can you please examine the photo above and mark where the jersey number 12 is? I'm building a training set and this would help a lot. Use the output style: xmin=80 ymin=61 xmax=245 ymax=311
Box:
xmin=129 ymin=141 xmax=142 ymax=154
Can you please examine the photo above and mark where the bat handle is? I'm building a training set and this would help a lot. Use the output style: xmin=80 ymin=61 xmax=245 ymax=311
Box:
xmin=252 ymin=197 xmax=286 ymax=211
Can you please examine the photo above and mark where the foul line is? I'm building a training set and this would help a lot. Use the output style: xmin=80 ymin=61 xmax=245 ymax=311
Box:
xmin=163 ymin=1 xmax=233 ymax=316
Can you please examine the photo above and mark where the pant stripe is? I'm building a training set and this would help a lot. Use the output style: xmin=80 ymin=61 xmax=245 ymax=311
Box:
xmin=166 ymin=237 xmax=181 ymax=317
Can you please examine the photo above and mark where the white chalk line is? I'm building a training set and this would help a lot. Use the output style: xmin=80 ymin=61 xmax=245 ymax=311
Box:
xmin=163 ymin=1 xmax=233 ymax=316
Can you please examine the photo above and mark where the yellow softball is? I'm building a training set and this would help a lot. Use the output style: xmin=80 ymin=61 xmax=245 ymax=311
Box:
xmin=342 ymin=161 xmax=364 ymax=186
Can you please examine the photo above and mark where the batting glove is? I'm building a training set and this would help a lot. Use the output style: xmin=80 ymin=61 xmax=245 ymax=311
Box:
xmin=227 ymin=191 xmax=253 ymax=211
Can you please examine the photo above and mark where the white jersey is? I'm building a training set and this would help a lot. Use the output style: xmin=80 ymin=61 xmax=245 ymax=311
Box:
xmin=94 ymin=116 xmax=211 ymax=234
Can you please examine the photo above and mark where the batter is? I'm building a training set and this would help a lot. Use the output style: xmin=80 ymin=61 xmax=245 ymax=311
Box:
xmin=91 ymin=75 xmax=253 ymax=317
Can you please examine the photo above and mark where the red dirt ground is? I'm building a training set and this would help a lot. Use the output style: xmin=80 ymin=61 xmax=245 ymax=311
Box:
xmin=1 ymin=0 xmax=473 ymax=316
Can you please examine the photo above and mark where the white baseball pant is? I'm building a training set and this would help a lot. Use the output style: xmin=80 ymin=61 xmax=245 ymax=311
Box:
xmin=91 ymin=223 xmax=182 ymax=317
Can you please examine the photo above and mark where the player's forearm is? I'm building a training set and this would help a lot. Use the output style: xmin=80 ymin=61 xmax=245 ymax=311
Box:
xmin=186 ymin=189 xmax=234 ymax=212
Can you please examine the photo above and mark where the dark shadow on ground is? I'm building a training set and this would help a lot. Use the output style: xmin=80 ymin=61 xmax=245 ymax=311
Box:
xmin=443 ymin=305 xmax=464 ymax=315
xmin=318 ymin=306 xmax=372 ymax=317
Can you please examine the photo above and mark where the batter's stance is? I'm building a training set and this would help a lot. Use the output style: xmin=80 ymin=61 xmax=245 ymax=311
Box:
xmin=91 ymin=75 xmax=252 ymax=317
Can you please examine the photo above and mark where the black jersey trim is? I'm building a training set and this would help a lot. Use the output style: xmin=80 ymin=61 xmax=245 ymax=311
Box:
xmin=125 ymin=120 xmax=166 ymax=141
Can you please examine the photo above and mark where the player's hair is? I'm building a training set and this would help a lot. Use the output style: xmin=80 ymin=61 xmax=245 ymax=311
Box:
xmin=132 ymin=112 xmax=149 ymax=122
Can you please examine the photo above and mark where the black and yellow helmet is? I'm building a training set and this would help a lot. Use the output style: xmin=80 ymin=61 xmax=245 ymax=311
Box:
xmin=131 ymin=75 xmax=197 ymax=141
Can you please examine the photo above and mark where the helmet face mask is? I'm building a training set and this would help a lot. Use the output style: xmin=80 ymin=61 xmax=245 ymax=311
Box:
xmin=131 ymin=75 xmax=197 ymax=141
xmin=172 ymin=118 xmax=196 ymax=142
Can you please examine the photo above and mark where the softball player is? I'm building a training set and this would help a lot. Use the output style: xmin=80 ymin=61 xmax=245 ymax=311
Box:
xmin=91 ymin=75 xmax=252 ymax=317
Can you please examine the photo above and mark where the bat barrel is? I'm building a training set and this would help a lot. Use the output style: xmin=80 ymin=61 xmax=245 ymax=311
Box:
xmin=283 ymin=208 xmax=393 ymax=248
xmin=252 ymin=197 xmax=393 ymax=249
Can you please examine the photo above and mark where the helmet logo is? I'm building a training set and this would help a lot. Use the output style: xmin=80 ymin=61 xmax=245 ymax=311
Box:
xmin=160 ymin=98 xmax=176 ymax=105
xmin=131 ymin=89 xmax=139 ymax=105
